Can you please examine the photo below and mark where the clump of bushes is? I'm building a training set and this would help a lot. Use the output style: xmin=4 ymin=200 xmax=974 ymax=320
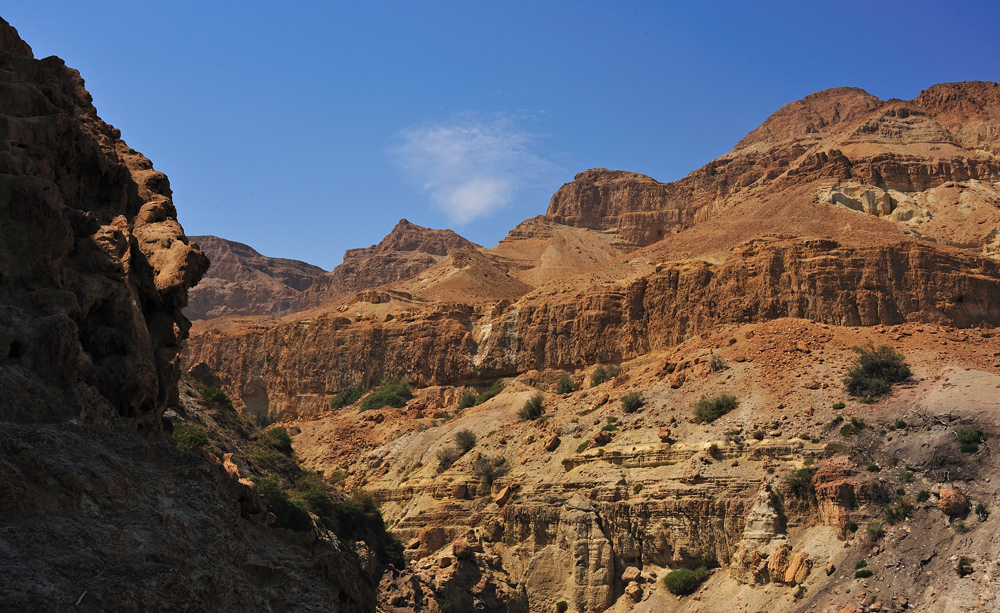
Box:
xmin=458 ymin=391 xmax=478 ymax=410
xmin=330 ymin=386 xmax=366 ymax=409
xmin=843 ymin=343 xmax=911 ymax=397
xmin=518 ymin=393 xmax=545 ymax=421
xmin=590 ymin=364 xmax=620 ymax=387
xmin=662 ymin=567 xmax=709 ymax=596
xmin=957 ymin=428 xmax=985 ymax=453
xmin=884 ymin=495 xmax=912 ymax=524
xmin=252 ymin=476 xmax=313 ymax=531
xmin=854 ymin=559 xmax=873 ymax=579
xmin=475 ymin=379 xmax=505 ymax=405
xmin=786 ymin=467 xmax=815 ymax=500
xmin=436 ymin=446 xmax=462 ymax=472
xmin=361 ymin=379 xmax=413 ymax=411
xmin=556 ymin=373 xmax=575 ymax=395
xmin=694 ymin=394 xmax=738 ymax=423
xmin=621 ymin=392 xmax=644 ymax=414
xmin=840 ymin=416 xmax=865 ymax=437
xmin=265 ymin=426 xmax=293 ymax=454
xmin=199 ymin=386 xmax=234 ymax=410
xmin=173 ymin=422 xmax=209 ymax=453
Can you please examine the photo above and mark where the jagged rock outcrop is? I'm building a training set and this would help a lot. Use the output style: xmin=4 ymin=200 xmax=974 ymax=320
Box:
xmin=185 ymin=235 xmax=325 ymax=320
xmin=0 ymin=17 xmax=207 ymax=426
xmin=0 ymin=18 xmax=374 ymax=612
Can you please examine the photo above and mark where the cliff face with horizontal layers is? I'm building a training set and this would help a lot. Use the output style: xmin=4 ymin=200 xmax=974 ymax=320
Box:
xmin=0 ymin=18 xmax=376 ymax=612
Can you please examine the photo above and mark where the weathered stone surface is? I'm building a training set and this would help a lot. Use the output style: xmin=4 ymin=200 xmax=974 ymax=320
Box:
xmin=938 ymin=488 xmax=969 ymax=516
xmin=784 ymin=550 xmax=811 ymax=585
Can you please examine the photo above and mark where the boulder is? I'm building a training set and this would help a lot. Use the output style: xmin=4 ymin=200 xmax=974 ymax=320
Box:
xmin=938 ymin=489 xmax=969 ymax=515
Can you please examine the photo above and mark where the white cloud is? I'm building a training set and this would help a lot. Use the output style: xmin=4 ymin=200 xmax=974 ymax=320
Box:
xmin=395 ymin=114 xmax=558 ymax=224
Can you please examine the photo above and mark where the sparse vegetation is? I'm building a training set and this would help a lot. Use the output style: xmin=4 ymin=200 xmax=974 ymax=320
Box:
xmin=855 ymin=559 xmax=868 ymax=570
xmin=866 ymin=521 xmax=884 ymax=541
xmin=957 ymin=428 xmax=985 ymax=453
xmin=252 ymin=476 xmax=312 ymax=531
xmin=476 ymin=379 xmax=505 ymax=405
xmin=786 ymin=467 xmax=815 ymax=500
xmin=620 ymin=391 xmax=644 ymax=414
xmin=265 ymin=426 xmax=293 ymax=454
xmin=898 ymin=468 xmax=914 ymax=482
xmin=894 ymin=419 xmax=908 ymax=430
xmin=832 ymin=401 xmax=846 ymax=410
xmin=866 ymin=463 xmax=880 ymax=472
xmin=884 ymin=495 xmax=912 ymax=524
xmin=709 ymin=353 xmax=727 ymax=372
xmin=455 ymin=429 xmax=477 ymax=453
xmin=556 ymin=373 xmax=575 ymax=395
xmin=916 ymin=490 xmax=930 ymax=503
xmin=330 ymin=386 xmax=365 ymax=409
xmin=843 ymin=343 xmax=911 ymax=398
xmin=436 ymin=446 xmax=462 ymax=472
xmin=633 ymin=483 xmax=643 ymax=494
xmin=518 ymin=393 xmax=545 ymax=421
xmin=839 ymin=416 xmax=865 ymax=437
xmin=590 ymin=364 xmax=620 ymax=387
xmin=458 ymin=391 xmax=478 ymax=410
xmin=472 ymin=456 xmax=508 ymax=495
xmin=976 ymin=502 xmax=988 ymax=518
xmin=361 ymin=379 xmax=413 ymax=411
xmin=662 ymin=567 xmax=709 ymax=596
xmin=199 ymin=386 xmax=234 ymax=410
xmin=556 ymin=601 xmax=569 ymax=613
xmin=173 ymin=422 xmax=209 ymax=453
xmin=693 ymin=393 xmax=738 ymax=423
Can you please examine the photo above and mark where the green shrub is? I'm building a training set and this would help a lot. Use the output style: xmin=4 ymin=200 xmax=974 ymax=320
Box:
xmin=709 ymin=353 xmax=727 ymax=372
xmin=458 ymin=391 xmax=478 ymax=410
xmin=633 ymin=483 xmax=644 ymax=494
xmin=832 ymin=401 xmax=846 ymax=410
xmin=293 ymin=471 xmax=335 ymax=525
xmin=916 ymin=490 xmax=930 ymax=502
xmin=252 ymin=476 xmax=312 ymax=531
xmin=556 ymin=601 xmax=569 ymax=613
xmin=590 ymin=364 xmax=620 ymax=387
xmin=840 ymin=417 xmax=865 ymax=437
xmin=884 ymin=496 xmax=912 ymax=524
xmin=455 ymin=429 xmax=477 ymax=453
xmin=330 ymin=386 xmax=366 ymax=409
xmin=361 ymin=379 xmax=413 ymax=411
xmin=621 ymin=392 xmax=645 ymax=414
xmin=518 ymin=393 xmax=544 ymax=421
xmin=199 ymin=386 xmax=234 ymax=409
xmin=895 ymin=419 xmax=908 ymax=430
xmin=472 ymin=456 xmax=508 ymax=495
xmin=854 ymin=568 xmax=873 ymax=579
xmin=694 ymin=394 xmax=738 ymax=423
xmin=556 ymin=373 xmax=575 ymax=395
xmin=436 ymin=446 xmax=461 ymax=472
xmin=855 ymin=559 xmax=868 ymax=570
xmin=866 ymin=463 xmax=880 ymax=472
xmin=898 ymin=468 xmax=915 ymax=482
xmin=786 ymin=467 xmax=815 ymax=500
xmin=957 ymin=428 xmax=984 ymax=453
xmin=173 ymin=422 xmax=209 ymax=453
xmin=476 ymin=379 xmax=505 ymax=405
xmin=576 ymin=441 xmax=589 ymax=453
xmin=843 ymin=343 xmax=911 ymax=397
xmin=265 ymin=426 xmax=293 ymax=454
xmin=662 ymin=567 xmax=709 ymax=596
xmin=866 ymin=521 xmax=884 ymax=541
xmin=976 ymin=502 xmax=987 ymax=518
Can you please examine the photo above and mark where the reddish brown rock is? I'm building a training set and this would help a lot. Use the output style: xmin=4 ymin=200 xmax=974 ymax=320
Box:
xmin=544 ymin=433 xmax=560 ymax=452
xmin=658 ymin=427 xmax=671 ymax=443
xmin=938 ymin=489 xmax=969 ymax=516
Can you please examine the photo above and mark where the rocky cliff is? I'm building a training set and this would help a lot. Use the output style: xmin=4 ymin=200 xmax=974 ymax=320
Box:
xmin=184 ymin=235 xmax=325 ymax=320
xmin=0 ymin=18 xmax=376 ymax=612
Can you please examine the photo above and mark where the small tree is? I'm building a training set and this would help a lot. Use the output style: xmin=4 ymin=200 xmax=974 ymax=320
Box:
xmin=518 ymin=394 xmax=544 ymax=421
xmin=472 ymin=456 xmax=509 ymax=495
xmin=590 ymin=364 xmax=620 ymax=387
xmin=843 ymin=344 xmax=911 ymax=397
xmin=662 ymin=567 xmax=709 ymax=596
xmin=556 ymin=373 xmax=575 ymax=395
xmin=458 ymin=391 xmax=477 ymax=410
xmin=436 ymin=446 xmax=461 ymax=472
xmin=621 ymin=392 xmax=644 ymax=414
xmin=693 ymin=394 xmax=738 ymax=423
xmin=455 ymin=429 xmax=477 ymax=453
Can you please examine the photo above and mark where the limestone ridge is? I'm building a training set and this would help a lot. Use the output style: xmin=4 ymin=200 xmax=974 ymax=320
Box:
xmin=0 ymin=19 xmax=207 ymax=425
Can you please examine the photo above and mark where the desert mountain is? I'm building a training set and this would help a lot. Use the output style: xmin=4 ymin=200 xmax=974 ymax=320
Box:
xmin=183 ymin=80 xmax=1000 ymax=612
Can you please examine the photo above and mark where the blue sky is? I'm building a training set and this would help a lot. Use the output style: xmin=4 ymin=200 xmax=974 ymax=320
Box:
xmin=5 ymin=1 xmax=999 ymax=269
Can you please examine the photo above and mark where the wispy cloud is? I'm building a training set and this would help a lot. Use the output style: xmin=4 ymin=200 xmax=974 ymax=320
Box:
xmin=394 ymin=114 xmax=559 ymax=224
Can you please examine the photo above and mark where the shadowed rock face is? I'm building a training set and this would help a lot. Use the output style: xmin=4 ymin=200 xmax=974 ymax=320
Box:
xmin=0 ymin=18 xmax=208 ymax=427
